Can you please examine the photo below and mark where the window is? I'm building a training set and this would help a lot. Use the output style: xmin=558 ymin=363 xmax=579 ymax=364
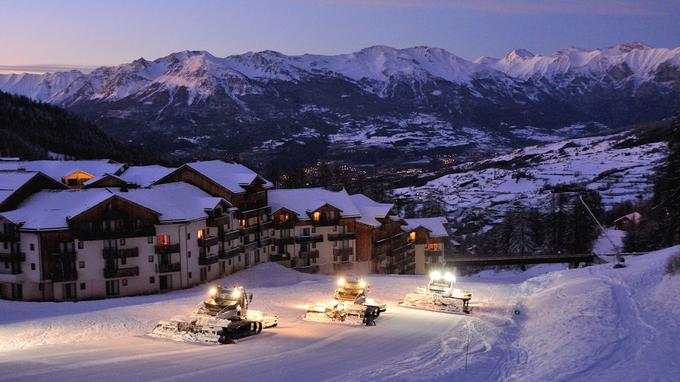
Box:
xmin=313 ymin=211 xmax=321 ymax=222
xmin=30 ymin=244 xmax=35 ymax=251
xmin=208 ymin=265 xmax=211 ymax=272
xmin=106 ymin=280 xmax=120 ymax=296
xmin=228 ymin=259 xmax=232 ymax=265
xmin=150 ymin=276 xmax=155 ymax=284
xmin=120 ymin=238 xmax=125 ymax=246
xmin=80 ymin=283 xmax=86 ymax=290
xmin=148 ymin=255 xmax=154 ymax=263
xmin=31 ymin=263 xmax=36 ymax=271
xmin=312 ymin=227 xmax=316 ymax=233
xmin=188 ymin=251 xmax=191 ymax=258
xmin=238 ymin=255 xmax=241 ymax=262
xmin=158 ymin=234 xmax=169 ymax=246
xmin=333 ymin=225 xmax=338 ymax=232
xmin=148 ymin=236 xmax=153 ymax=244
xmin=78 ymin=241 xmax=84 ymax=249
xmin=122 ymin=279 xmax=128 ymax=287
xmin=121 ymin=257 xmax=127 ymax=265
xmin=197 ymin=229 xmax=205 ymax=239
xmin=79 ymin=261 xmax=85 ymax=269
xmin=11 ymin=284 xmax=23 ymax=300
xmin=409 ymin=232 xmax=416 ymax=242
xmin=63 ymin=283 xmax=76 ymax=300
xmin=187 ymin=233 xmax=191 ymax=240
xmin=188 ymin=272 xmax=192 ymax=279
xmin=312 ymin=242 xmax=317 ymax=249
xmin=279 ymin=214 xmax=289 ymax=222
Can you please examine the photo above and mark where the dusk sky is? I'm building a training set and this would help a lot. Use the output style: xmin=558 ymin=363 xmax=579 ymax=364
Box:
xmin=1 ymin=0 xmax=679 ymax=71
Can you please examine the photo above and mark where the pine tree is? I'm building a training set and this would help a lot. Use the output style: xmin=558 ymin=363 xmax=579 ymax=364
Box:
xmin=652 ymin=119 xmax=680 ymax=246
xmin=509 ymin=210 xmax=537 ymax=255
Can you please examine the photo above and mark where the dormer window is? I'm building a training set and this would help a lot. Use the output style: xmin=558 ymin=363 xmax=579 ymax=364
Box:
xmin=313 ymin=212 xmax=321 ymax=222
xmin=279 ymin=214 xmax=289 ymax=222
xmin=197 ymin=229 xmax=205 ymax=239
xmin=409 ymin=232 xmax=416 ymax=242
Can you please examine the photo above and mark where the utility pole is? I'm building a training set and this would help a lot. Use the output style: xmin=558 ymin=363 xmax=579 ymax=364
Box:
xmin=578 ymin=195 xmax=626 ymax=268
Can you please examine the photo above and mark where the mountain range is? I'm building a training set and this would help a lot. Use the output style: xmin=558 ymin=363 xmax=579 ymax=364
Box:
xmin=1 ymin=42 xmax=679 ymax=167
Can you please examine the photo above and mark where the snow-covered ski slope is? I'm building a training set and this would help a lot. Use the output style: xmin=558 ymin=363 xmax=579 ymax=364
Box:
xmin=1 ymin=248 xmax=679 ymax=381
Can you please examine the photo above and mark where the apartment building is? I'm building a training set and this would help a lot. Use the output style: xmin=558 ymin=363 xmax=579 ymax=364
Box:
xmin=155 ymin=160 xmax=274 ymax=268
xmin=0 ymin=183 xmax=242 ymax=301
xmin=268 ymin=188 xmax=360 ymax=274
xmin=0 ymin=159 xmax=124 ymax=188
xmin=403 ymin=217 xmax=449 ymax=274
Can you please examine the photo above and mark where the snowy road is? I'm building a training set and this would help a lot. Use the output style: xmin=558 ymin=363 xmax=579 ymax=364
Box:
xmin=1 ymin=248 xmax=679 ymax=382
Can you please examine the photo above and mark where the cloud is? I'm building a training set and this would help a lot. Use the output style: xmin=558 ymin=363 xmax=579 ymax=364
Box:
xmin=303 ymin=0 xmax=675 ymax=16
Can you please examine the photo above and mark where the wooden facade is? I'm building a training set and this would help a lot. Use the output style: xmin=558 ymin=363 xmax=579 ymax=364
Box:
xmin=0 ymin=172 xmax=67 ymax=212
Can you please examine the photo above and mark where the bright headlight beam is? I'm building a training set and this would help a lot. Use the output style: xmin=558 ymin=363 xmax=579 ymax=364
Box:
xmin=231 ymin=289 xmax=241 ymax=298
xmin=430 ymin=271 xmax=442 ymax=280
xmin=209 ymin=287 xmax=218 ymax=297
xmin=337 ymin=277 xmax=346 ymax=286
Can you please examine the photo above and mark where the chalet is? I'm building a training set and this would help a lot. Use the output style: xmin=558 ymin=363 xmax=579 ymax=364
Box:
xmin=155 ymin=160 xmax=274 ymax=268
xmin=0 ymin=183 xmax=242 ymax=301
xmin=403 ymin=217 xmax=449 ymax=274
xmin=614 ymin=212 xmax=642 ymax=230
xmin=268 ymin=188 xmax=360 ymax=274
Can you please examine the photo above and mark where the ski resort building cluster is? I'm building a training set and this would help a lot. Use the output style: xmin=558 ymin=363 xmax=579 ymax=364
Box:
xmin=0 ymin=159 xmax=449 ymax=301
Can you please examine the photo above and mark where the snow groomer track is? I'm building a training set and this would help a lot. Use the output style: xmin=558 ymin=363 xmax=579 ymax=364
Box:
xmin=1 ymin=249 xmax=680 ymax=381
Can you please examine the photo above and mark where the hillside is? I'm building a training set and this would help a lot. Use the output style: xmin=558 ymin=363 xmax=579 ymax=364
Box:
xmin=1 ymin=247 xmax=678 ymax=381
xmin=393 ymin=121 xmax=673 ymax=229
xmin=1 ymin=42 xmax=679 ymax=167
xmin=0 ymin=91 xmax=153 ymax=162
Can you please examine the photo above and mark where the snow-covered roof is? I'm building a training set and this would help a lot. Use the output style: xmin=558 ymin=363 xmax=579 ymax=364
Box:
xmin=1 ymin=182 xmax=224 ymax=230
xmin=118 ymin=165 xmax=175 ymax=187
xmin=268 ymin=188 xmax=361 ymax=220
xmin=404 ymin=217 xmax=449 ymax=237
xmin=349 ymin=193 xmax=394 ymax=227
xmin=614 ymin=212 xmax=642 ymax=224
xmin=180 ymin=160 xmax=273 ymax=194
xmin=83 ymin=173 xmax=126 ymax=187
xmin=0 ymin=171 xmax=42 ymax=206
xmin=0 ymin=160 xmax=124 ymax=183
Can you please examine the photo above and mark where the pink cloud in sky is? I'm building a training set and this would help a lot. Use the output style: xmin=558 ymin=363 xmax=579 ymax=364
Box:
xmin=303 ymin=0 xmax=671 ymax=16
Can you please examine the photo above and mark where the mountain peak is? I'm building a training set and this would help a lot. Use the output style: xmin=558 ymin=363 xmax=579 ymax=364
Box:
xmin=504 ymin=48 xmax=535 ymax=60
xmin=609 ymin=41 xmax=652 ymax=53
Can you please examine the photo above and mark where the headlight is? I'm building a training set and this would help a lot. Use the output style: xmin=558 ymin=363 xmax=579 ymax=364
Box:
xmin=359 ymin=280 xmax=367 ymax=288
xmin=337 ymin=277 xmax=346 ymax=286
xmin=209 ymin=287 xmax=218 ymax=297
xmin=444 ymin=272 xmax=455 ymax=282
xmin=231 ymin=289 xmax=241 ymax=298
xmin=430 ymin=271 xmax=442 ymax=280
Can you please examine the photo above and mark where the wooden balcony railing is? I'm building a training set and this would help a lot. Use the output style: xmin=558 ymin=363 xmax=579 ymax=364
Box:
xmin=207 ymin=215 xmax=229 ymax=227
xmin=74 ymin=226 xmax=156 ymax=240
xmin=221 ymin=229 xmax=242 ymax=242
xmin=299 ymin=250 xmax=320 ymax=259
xmin=328 ymin=232 xmax=356 ymax=241
xmin=158 ymin=262 xmax=181 ymax=273
xmin=104 ymin=266 xmax=139 ymax=279
xmin=155 ymin=243 xmax=181 ymax=254
xmin=199 ymin=253 xmax=220 ymax=265
xmin=275 ymin=237 xmax=295 ymax=245
xmin=295 ymin=234 xmax=324 ymax=243
xmin=198 ymin=236 xmax=219 ymax=247
xmin=102 ymin=247 xmax=139 ymax=258
xmin=219 ymin=246 xmax=244 ymax=259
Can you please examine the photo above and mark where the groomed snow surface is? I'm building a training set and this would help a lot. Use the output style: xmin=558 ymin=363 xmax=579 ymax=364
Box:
xmin=1 ymin=247 xmax=679 ymax=381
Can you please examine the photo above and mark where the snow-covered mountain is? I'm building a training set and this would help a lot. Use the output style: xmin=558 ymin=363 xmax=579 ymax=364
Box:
xmin=393 ymin=124 xmax=669 ymax=230
xmin=1 ymin=43 xmax=678 ymax=164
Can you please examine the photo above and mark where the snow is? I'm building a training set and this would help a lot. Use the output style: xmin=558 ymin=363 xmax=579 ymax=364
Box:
xmin=349 ymin=193 xmax=394 ymax=227
xmin=593 ymin=229 xmax=625 ymax=255
xmin=268 ymin=188 xmax=361 ymax=220
xmin=0 ymin=183 xmax=224 ymax=229
xmin=180 ymin=160 xmax=273 ymax=194
xmin=403 ymin=217 xmax=449 ymax=237
xmin=0 ymin=171 xmax=41 ymax=205
xmin=117 ymin=165 xmax=175 ymax=187
xmin=1 ymin=246 xmax=679 ymax=381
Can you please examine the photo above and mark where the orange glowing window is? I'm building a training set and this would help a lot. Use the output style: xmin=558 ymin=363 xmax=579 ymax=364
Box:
xmin=197 ymin=229 xmax=205 ymax=239
xmin=313 ymin=212 xmax=321 ymax=221
xmin=240 ymin=219 xmax=247 ymax=227
xmin=427 ymin=243 xmax=441 ymax=250
xmin=158 ymin=234 xmax=169 ymax=245
xmin=279 ymin=214 xmax=289 ymax=222
xmin=409 ymin=232 xmax=416 ymax=241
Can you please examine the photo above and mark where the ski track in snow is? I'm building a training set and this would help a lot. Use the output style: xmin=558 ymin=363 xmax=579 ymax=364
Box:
xmin=1 ymin=250 xmax=679 ymax=382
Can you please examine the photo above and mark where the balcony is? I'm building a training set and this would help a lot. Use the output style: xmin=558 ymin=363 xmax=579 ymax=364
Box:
xmin=328 ymin=232 xmax=356 ymax=241
xmin=333 ymin=247 xmax=353 ymax=258
xmin=207 ymin=215 xmax=229 ymax=227
xmin=0 ymin=252 xmax=25 ymax=262
xmin=155 ymin=243 xmax=181 ymax=254
xmin=295 ymin=234 xmax=324 ymax=243
xmin=391 ymin=243 xmax=415 ymax=256
xmin=104 ymin=266 xmax=139 ymax=279
xmin=198 ymin=235 xmax=219 ymax=247
xmin=424 ymin=249 xmax=443 ymax=258
xmin=221 ymin=229 xmax=242 ymax=242
xmin=158 ymin=262 xmax=181 ymax=273
xmin=102 ymin=247 xmax=139 ymax=258
xmin=219 ymin=246 xmax=243 ymax=259
xmin=270 ymin=253 xmax=291 ymax=262
xmin=50 ymin=270 xmax=78 ymax=282
xmin=236 ymin=205 xmax=271 ymax=220
xmin=74 ymin=225 xmax=156 ymax=240
xmin=275 ymin=237 xmax=295 ymax=245
xmin=273 ymin=220 xmax=297 ymax=229
xmin=374 ymin=232 xmax=405 ymax=247
xmin=199 ymin=253 xmax=220 ymax=265
xmin=243 ymin=240 xmax=259 ymax=252
xmin=299 ymin=250 xmax=320 ymax=259
xmin=0 ymin=264 xmax=22 ymax=275
xmin=312 ymin=218 xmax=340 ymax=227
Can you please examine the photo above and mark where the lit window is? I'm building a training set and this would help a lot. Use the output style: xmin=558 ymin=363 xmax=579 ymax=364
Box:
xmin=197 ymin=229 xmax=205 ymax=239
xmin=313 ymin=212 xmax=321 ymax=221
xmin=158 ymin=234 xmax=169 ymax=246
xmin=409 ymin=232 xmax=416 ymax=241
